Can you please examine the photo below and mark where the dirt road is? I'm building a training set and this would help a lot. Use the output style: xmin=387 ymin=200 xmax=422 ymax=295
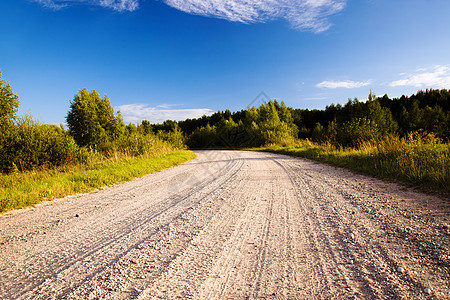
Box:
xmin=0 ymin=151 xmax=448 ymax=299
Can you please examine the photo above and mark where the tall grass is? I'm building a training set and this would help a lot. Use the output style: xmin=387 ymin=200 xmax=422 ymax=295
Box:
xmin=0 ymin=150 xmax=196 ymax=213
xmin=254 ymin=133 xmax=449 ymax=193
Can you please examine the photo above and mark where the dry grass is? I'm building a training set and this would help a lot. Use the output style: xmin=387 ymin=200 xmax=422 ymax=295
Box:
xmin=252 ymin=133 xmax=449 ymax=194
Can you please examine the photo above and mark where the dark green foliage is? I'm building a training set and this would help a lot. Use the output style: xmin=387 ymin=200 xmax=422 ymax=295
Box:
xmin=293 ymin=89 xmax=449 ymax=146
xmin=10 ymin=117 xmax=79 ymax=171
xmin=139 ymin=120 xmax=152 ymax=135
xmin=311 ymin=122 xmax=327 ymax=143
xmin=188 ymin=117 xmax=250 ymax=148
xmin=330 ymin=95 xmax=399 ymax=147
xmin=66 ymin=89 xmax=125 ymax=149
xmin=0 ymin=72 xmax=19 ymax=126
xmin=152 ymin=89 xmax=448 ymax=150
xmin=0 ymin=72 xmax=20 ymax=172
xmin=188 ymin=124 xmax=217 ymax=148
xmin=0 ymin=74 xmax=75 ymax=172
xmin=182 ymin=100 xmax=299 ymax=148
xmin=1 ymin=68 xmax=448 ymax=174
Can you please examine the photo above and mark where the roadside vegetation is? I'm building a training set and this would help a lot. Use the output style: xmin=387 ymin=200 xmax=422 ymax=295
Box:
xmin=1 ymin=69 xmax=449 ymax=212
xmin=152 ymin=89 xmax=449 ymax=194
xmin=252 ymin=133 xmax=449 ymax=193
xmin=0 ymin=151 xmax=195 ymax=212
xmin=0 ymin=72 xmax=191 ymax=212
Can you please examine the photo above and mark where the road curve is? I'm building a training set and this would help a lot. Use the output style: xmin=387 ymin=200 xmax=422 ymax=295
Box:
xmin=0 ymin=150 xmax=448 ymax=299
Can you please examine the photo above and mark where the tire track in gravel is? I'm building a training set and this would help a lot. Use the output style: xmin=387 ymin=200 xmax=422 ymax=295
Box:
xmin=0 ymin=150 xmax=448 ymax=299
xmin=137 ymin=156 xmax=265 ymax=299
xmin=0 ymin=151 xmax=243 ymax=299
xmin=66 ymin=152 xmax=247 ymax=299
xmin=195 ymin=167 xmax=270 ymax=299
xmin=274 ymin=158 xmax=341 ymax=298
xmin=65 ymin=151 xmax=244 ymax=298
xmin=281 ymin=157 xmax=407 ymax=298
xmin=280 ymin=158 xmax=375 ymax=298
xmin=277 ymin=156 xmax=449 ymax=299
xmin=57 ymin=155 xmax=243 ymax=299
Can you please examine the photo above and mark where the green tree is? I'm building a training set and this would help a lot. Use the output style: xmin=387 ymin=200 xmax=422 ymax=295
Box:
xmin=400 ymin=99 xmax=423 ymax=132
xmin=139 ymin=120 xmax=152 ymax=135
xmin=365 ymin=96 xmax=398 ymax=136
xmin=312 ymin=122 xmax=326 ymax=143
xmin=0 ymin=72 xmax=19 ymax=127
xmin=256 ymin=101 xmax=298 ymax=145
xmin=0 ymin=72 xmax=20 ymax=171
xmin=187 ymin=123 xmax=216 ymax=148
xmin=66 ymin=89 xmax=124 ymax=149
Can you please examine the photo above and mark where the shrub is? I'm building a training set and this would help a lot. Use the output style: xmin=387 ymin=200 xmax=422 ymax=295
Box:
xmin=10 ymin=116 xmax=79 ymax=171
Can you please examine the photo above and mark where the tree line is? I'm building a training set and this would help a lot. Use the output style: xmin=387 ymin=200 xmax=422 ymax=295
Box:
xmin=295 ymin=90 xmax=449 ymax=146
xmin=1 ymin=69 xmax=448 ymax=172
xmin=152 ymin=89 xmax=449 ymax=148
xmin=0 ymin=72 xmax=183 ymax=173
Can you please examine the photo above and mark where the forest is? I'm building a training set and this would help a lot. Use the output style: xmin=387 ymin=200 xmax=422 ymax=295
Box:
xmin=1 ymin=70 xmax=449 ymax=205
xmin=150 ymin=89 xmax=449 ymax=193
xmin=151 ymin=89 xmax=449 ymax=148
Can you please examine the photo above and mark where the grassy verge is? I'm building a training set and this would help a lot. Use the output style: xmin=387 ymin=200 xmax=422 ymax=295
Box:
xmin=0 ymin=150 xmax=196 ymax=213
xmin=249 ymin=135 xmax=449 ymax=194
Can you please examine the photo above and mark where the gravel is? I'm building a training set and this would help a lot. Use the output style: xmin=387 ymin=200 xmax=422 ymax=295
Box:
xmin=0 ymin=150 xmax=449 ymax=299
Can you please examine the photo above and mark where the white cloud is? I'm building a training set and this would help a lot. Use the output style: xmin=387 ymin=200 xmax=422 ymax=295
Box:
xmin=163 ymin=0 xmax=347 ymax=32
xmin=33 ymin=0 xmax=138 ymax=11
xmin=34 ymin=0 xmax=346 ymax=31
xmin=316 ymin=79 xmax=371 ymax=89
xmin=115 ymin=103 xmax=213 ymax=124
xmin=390 ymin=65 xmax=450 ymax=88
xmin=304 ymin=96 xmax=328 ymax=100
xmin=33 ymin=0 xmax=67 ymax=9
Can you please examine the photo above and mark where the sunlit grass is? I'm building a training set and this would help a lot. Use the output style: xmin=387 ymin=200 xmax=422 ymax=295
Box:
xmin=0 ymin=150 xmax=196 ymax=213
xmin=251 ymin=133 xmax=449 ymax=194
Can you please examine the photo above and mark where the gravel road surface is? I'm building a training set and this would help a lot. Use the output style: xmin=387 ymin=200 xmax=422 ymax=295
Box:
xmin=0 ymin=150 xmax=449 ymax=299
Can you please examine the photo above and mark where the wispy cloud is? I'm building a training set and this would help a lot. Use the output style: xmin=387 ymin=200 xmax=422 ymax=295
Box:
xmin=390 ymin=65 xmax=450 ymax=88
xmin=33 ymin=0 xmax=138 ymax=11
xmin=163 ymin=0 xmax=347 ymax=32
xmin=115 ymin=103 xmax=213 ymax=124
xmin=304 ymin=96 xmax=328 ymax=101
xmin=33 ymin=0 xmax=346 ymax=31
xmin=316 ymin=79 xmax=372 ymax=89
xmin=33 ymin=0 xmax=67 ymax=9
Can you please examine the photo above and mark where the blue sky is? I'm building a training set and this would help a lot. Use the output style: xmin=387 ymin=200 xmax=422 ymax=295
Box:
xmin=1 ymin=0 xmax=449 ymax=124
